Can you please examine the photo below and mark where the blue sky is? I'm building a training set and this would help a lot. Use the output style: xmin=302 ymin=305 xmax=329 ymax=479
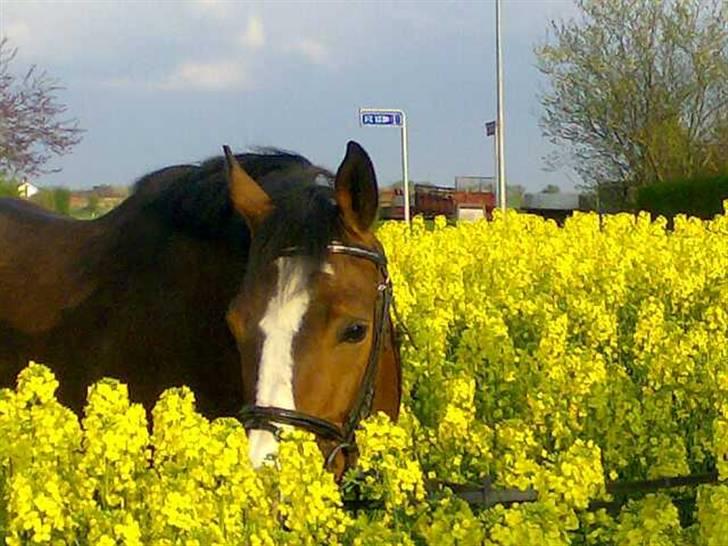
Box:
xmin=2 ymin=0 xmax=577 ymax=191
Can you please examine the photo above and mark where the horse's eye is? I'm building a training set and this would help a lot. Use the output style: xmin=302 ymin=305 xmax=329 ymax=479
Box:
xmin=340 ymin=322 xmax=368 ymax=343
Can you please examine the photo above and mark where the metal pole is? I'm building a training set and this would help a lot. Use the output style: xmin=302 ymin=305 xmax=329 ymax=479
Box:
xmin=495 ymin=0 xmax=506 ymax=212
xmin=493 ymin=126 xmax=498 ymax=195
xmin=401 ymin=114 xmax=411 ymax=224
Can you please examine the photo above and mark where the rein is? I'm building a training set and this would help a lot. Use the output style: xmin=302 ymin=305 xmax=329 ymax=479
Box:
xmin=238 ymin=242 xmax=392 ymax=469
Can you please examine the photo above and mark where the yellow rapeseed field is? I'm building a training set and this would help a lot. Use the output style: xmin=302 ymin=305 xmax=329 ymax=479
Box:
xmin=2 ymin=208 xmax=728 ymax=544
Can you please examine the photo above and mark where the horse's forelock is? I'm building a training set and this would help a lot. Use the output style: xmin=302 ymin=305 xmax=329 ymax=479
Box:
xmin=244 ymin=179 xmax=340 ymax=288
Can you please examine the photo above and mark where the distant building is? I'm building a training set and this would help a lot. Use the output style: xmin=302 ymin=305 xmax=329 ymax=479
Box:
xmin=455 ymin=176 xmax=494 ymax=193
xmin=521 ymin=192 xmax=582 ymax=225
xmin=91 ymin=185 xmax=122 ymax=199
xmin=522 ymin=192 xmax=580 ymax=210
xmin=69 ymin=185 xmax=129 ymax=214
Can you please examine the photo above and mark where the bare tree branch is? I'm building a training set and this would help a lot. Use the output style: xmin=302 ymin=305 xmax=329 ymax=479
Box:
xmin=0 ymin=38 xmax=84 ymax=178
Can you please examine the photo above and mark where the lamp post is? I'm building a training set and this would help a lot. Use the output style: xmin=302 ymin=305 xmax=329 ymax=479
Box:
xmin=495 ymin=0 xmax=507 ymax=212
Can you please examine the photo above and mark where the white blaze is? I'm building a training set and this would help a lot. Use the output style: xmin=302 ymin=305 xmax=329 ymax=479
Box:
xmin=248 ymin=257 xmax=311 ymax=467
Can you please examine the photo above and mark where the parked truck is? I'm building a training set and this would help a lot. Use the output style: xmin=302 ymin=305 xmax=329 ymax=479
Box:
xmin=380 ymin=184 xmax=495 ymax=221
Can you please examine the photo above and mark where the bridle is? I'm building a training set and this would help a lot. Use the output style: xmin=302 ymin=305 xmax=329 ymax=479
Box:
xmin=239 ymin=242 xmax=393 ymax=468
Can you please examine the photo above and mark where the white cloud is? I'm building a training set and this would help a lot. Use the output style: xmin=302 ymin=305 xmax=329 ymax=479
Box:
xmin=240 ymin=15 xmax=265 ymax=49
xmin=104 ymin=59 xmax=251 ymax=92
xmin=157 ymin=60 xmax=250 ymax=91
xmin=291 ymin=38 xmax=330 ymax=67
xmin=2 ymin=20 xmax=32 ymax=46
xmin=1 ymin=3 xmax=124 ymax=61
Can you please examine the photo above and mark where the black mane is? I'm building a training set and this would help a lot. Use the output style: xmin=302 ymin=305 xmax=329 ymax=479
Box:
xmin=129 ymin=149 xmax=342 ymax=277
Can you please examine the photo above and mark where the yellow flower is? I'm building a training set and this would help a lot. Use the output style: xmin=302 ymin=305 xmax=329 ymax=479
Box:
xmin=4 ymin=208 xmax=728 ymax=543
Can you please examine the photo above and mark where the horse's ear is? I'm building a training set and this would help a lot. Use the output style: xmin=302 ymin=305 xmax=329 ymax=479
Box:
xmin=334 ymin=141 xmax=378 ymax=233
xmin=223 ymin=145 xmax=273 ymax=231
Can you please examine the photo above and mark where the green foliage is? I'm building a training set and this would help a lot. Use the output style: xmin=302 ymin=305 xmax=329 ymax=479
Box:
xmin=636 ymin=174 xmax=728 ymax=221
xmin=0 ymin=175 xmax=18 ymax=198
xmin=29 ymin=190 xmax=54 ymax=212
xmin=28 ymin=187 xmax=72 ymax=216
xmin=86 ymin=194 xmax=100 ymax=216
xmin=536 ymin=0 xmax=728 ymax=205
xmin=51 ymin=188 xmax=71 ymax=216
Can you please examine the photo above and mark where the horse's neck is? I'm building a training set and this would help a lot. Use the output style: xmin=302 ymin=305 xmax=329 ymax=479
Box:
xmin=0 ymin=202 xmax=106 ymax=334
xmin=0 ymin=200 xmax=248 ymax=336
xmin=83 ymin=216 xmax=249 ymax=413
xmin=82 ymin=211 xmax=249 ymax=355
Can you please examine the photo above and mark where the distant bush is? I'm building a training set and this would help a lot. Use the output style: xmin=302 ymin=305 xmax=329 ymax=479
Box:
xmin=29 ymin=187 xmax=72 ymax=216
xmin=0 ymin=175 xmax=18 ymax=198
xmin=636 ymin=174 xmax=728 ymax=221
xmin=51 ymin=187 xmax=71 ymax=216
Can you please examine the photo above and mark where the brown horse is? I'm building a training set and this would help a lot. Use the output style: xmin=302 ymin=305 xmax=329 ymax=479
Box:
xmin=0 ymin=141 xmax=401 ymax=472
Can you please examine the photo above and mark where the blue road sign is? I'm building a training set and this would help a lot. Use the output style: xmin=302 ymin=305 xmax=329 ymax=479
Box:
xmin=360 ymin=111 xmax=403 ymax=127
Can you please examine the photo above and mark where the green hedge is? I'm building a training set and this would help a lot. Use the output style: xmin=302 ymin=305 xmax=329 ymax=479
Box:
xmin=636 ymin=174 xmax=728 ymax=221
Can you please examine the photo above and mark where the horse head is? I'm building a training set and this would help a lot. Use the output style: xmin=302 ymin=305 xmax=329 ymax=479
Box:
xmin=223 ymin=141 xmax=401 ymax=477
